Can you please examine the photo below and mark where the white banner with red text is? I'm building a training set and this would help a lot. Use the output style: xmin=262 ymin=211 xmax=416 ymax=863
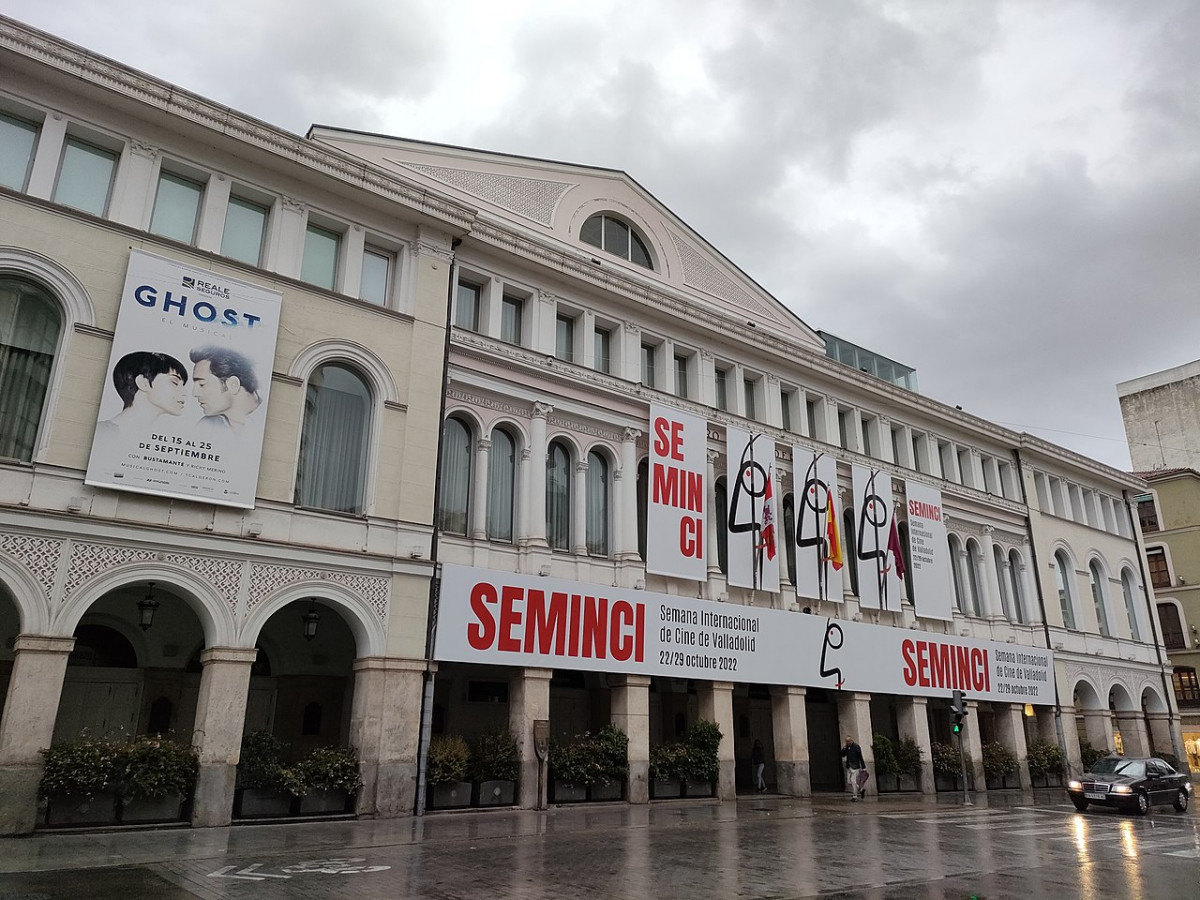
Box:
xmin=905 ymin=480 xmax=955 ymax=621
xmin=645 ymin=402 xmax=708 ymax=581
xmin=434 ymin=565 xmax=1054 ymax=705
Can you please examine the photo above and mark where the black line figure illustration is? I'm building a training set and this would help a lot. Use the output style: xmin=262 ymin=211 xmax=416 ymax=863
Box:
xmin=857 ymin=469 xmax=891 ymax=609
xmin=729 ymin=433 xmax=775 ymax=589
xmin=796 ymin=453 xmax=842 ymax=602
xmin=819 ymin=618 xmax=845 ymax=689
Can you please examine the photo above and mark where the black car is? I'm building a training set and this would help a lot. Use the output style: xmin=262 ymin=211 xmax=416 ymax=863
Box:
xmin=1067 ymin=756 xmax=1192 ymax=815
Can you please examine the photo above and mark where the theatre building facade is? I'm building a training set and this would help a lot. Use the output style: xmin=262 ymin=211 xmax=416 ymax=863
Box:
xmin=315 ymin=130 xmax=1185 ymax=806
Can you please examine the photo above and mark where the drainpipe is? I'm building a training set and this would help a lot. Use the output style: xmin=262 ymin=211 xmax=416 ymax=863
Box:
xmin=1012 ymin=449 xmax=1071 ymax=770
xmin=1122 ymin=489 xmax=1185 ymax=768
xmin=414 ymin=236 xmax=462 ymax=816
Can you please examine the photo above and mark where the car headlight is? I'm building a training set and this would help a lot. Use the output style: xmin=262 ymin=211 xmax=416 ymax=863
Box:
xmin=1111 ymin=785 xmax=1132 ymax=794
xmin=1068 ymin=780 xmax=1082 ymax=791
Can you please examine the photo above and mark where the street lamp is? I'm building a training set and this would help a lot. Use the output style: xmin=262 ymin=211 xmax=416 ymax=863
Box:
xmin=301 ymin=601 xmax=321 ymax=641
xmin=137 ymin=582 xmax=160 ymax=631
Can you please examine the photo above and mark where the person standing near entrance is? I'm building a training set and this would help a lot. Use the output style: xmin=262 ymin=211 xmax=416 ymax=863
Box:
xmin=841 ymin=736 xmax=868 ymax=800
xmin=752 ymin=740 xmax=766 ymax=793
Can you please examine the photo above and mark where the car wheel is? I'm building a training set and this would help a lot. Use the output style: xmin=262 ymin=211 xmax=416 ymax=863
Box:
xmin=1173 ymin=788 xmax=1189 ymax=813
xmin=1071 ymin=798 xmax=1089 ymax=812
xmin=1134 ymin=790 xmax=1150 ymax=816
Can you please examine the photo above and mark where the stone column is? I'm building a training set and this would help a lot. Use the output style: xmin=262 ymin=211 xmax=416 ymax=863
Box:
xmin=611 ymin=675 xmax=651 ymax=804
xmin=697 ymin=681 xmax=736 ymax=800
xmin=953 ymin=546 xmax=973 ymax=616
xmin=349 ymin=657 xmax=427 ymax=818
xmin=1020 ymin=542 xmax=1041 ymax=624
xmin=1082 ymin=708 xmax=1114 ymax=753
xmin=1113 ymin=711 xmax=1150 ymax=758
xmin=961 ymin=699 xmax=986 ymax=791
xmin=616 ymin=427 xmax=641 ymax=559
xmin=1145 ymin=712 xmax=1178 ymax=759
xmin=470 ymin=438 xmax=492 ymax=540
xmin=706 ymin=449 xmax=723 ymax=583
xmin=572 ymin=459 xmax=589 ymax=555
xmin=835 ymin=691 xmax=875 ymax=796
xmin=0 ymin=635 xmax=74 ymax=835
xmin=897 ymin=696 xmax=936 ymax=795
xmin=191 ymin=646 xmax=258 ymax=827
xmin=526 ymin=403 xmax=551 ymax=548
xmin=994 ymin=703 xmax=1033 ymax=789
xmin=1057 ymin=705 xmax=1084 ymax=774
xmin=510 ymin=667 xmax=553 ymax=809
xmin=770 ymin=685 xmax=810 ymax=797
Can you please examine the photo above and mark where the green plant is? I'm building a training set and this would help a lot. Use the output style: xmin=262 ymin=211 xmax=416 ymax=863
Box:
xmin=115 ymin=735 xmax=199 ymax=800
xmin=298 ymin=746 xmax=363 ymax=793
xmin=427 ymin=735 xmax=470 ymax=785
xmin=683 ymin=719 xmax=722 ymax=784
xmin=649 ymin=742 xmax=689 ymax=781
xmin=894 ymin=737 xmax=923 ymax=778
xmin=931 ymin=741 xmax=960 ymax=778
xmin=469 ymin=730 xmax=520 ymax=783
xmin=1026 ymin=739 xmax=1064 ymax=774
xmin=236 ymin=730 xmax=306 ymax=796
xmin=547 ymin=738 xmax=593 ymax=785
xmin=872 ymin=734 xmax=899 ymax=776
xmin=1079 ymin=740 xmax=1108 ymax=771
xmin=38 ymin=733 xmax=119 ymax=798
xmin=982 ymin=741 xmax=1019 ymax=779
xmin=593 ymin=725 xmax=629 ymax=784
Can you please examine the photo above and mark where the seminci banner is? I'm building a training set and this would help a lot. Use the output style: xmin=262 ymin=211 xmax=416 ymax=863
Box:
xmin=905 ymin=480 xmax=955 ymax=621
xmin=434 ymin=565 xmax=1055 ymax=705
xmin=85 ymin=250 xmax=282 ymax=508
xmin=646 ymin=402 xmax=708 ymax=581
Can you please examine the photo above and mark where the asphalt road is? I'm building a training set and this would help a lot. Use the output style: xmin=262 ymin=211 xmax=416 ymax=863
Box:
xmin=1 ymin=793 xmax=1196 ymax=899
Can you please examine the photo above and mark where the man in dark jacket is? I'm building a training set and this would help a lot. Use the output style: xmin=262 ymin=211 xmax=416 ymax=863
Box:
xmin=841 ymin=736 xmax=868 ymax=800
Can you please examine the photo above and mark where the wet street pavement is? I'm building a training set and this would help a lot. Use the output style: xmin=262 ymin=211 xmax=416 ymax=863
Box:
xmin=0 ymin=791 xmax=1196 ymax=899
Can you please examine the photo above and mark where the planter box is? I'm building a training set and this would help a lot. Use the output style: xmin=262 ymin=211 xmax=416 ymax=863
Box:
xmin=898 ymin=774 xmax=921 ymax=793
xmin=684 ymin=780 xmax=713 ymax=798
xmin=651 ymin=777 xmax=683 ymax=799
xmin=876 ymin=772 xmax=899 ymax=793
xmin=120 ymin=791 xmax=186 ymax=824
xmin=1030 ymin=770 xmax=1064 ymax=788
xmin=588 ymin=780 xmax=624 ymax=802
xmin=551 ymin=780 xmax=587 ymax=804
xmin=476 ymin=780 xmax=516 ymax=807
xmin=298 ymin=788 xmax=351 ymax=815
xmin=236 ymin=788 xmax=295 ymax=818
xmin=985 ymin=774 xmax=1019 ymax=790
xmin=44 ymin=791 xmax=119 ymax=827
xmin=935 ymin=773 xmax=975 ymax=792
xmin=430 ymin=781 xmax=472 ymax=809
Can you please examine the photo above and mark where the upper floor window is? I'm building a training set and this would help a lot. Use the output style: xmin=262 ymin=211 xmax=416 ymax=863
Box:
xmin=744 ymin=378 xmax=758 ymax=421
xmin=1008 ymin=549 xmax=1027 ymax=624
xmin=1054 ymin=550 xmax=1077 ymax=629
xmin=488 ymin=427 xmax=516 ymax=542
xmin=360 ymin=247 xmax=391 ymax=305
xmin=641 ymin=342 xmax=656 ymax=388
xmin=294 ymin=363 xmax=370 ymax=514
xmin=54 ymin=137 xmax=117 ymax=216
xmin=301 ymin=223 xmax=340 ymax=291
xmin=221 ymin=195 xmax=269 ymax=266
xmin=555 ymin=314 xmax=575 ymax=363
xmin=715 ymin=367 xmax=729 ymax=412
xmin=586 ymin=450 xmax=610 ymax=557
xmin=150 ymin=170 xmax=204 ymax=244
xmin=594 ymin=326 xmax=611 ymax=373
xmin=0 ymin=275 xmax=60 ymax=462
xmin=0 ymin=111 xmax=38 ymax=191
xmin=580 ymin=213 xmax=652 ymax=269
xmin=1159 ymin=602 xmax=1185 ymax=650
xmin=438 ymin=415 xmax=472 ymax=535
xmin=780 ymin=388 xmax=794 ymax=431
xmin=1137 ymin=494 xmax=1159 ymax=533
xmin=1146 ymin=547 xmax=1171 ymax=590
xmin=1121 ymin=568 xmax=1141 ymax=641
xmin=1089 ymin=560 xmax=1111 ymax=637
xmin=675 ymin=354 xmax=690 ymax=400
xmin=455 ymin=280 xmax=481 ymax=331
xmin=546 ymin=440 xmax=572 ymax=550
xmin=1172 ymin=667 xmax=1199 ymax=706
xmin=501 ymin=295 xmax=523 ymax=344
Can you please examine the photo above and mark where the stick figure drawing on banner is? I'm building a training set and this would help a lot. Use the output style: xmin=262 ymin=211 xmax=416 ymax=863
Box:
xmin=729 ymin=433 xmax=776 ymax=589
xmin=857 ymin=469 xmax=891 ymax=608
xmin=819 ymin=618 xmax=845 ymax=688
xmin=796 ymin=453 xmax=843 ymax=602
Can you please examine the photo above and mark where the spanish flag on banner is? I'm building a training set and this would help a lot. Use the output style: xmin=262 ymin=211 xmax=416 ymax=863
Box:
xmin=825 ymin=488 xmax=844 ymax=570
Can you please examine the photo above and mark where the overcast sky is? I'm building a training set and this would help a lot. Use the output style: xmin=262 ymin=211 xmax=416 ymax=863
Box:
xmin=8 ymin=1 xmax=1198 ymax=471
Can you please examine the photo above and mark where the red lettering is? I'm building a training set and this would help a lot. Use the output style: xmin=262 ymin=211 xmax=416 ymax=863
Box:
xmin=956 ymin=646 xmax=971 ymax=690
xmin=653 ymin=462 xmax=680 ymax=505
xmin=568 ymin=594 xmax=582 ymax=656
xmin=582 ymin=596 xmax=607 ymax=658
xmin=917 ymin=640 xmax=930 ymax=687
xmin=523 ymin=590 xmax=567 ymax=654
xmin=498 ymin=585 xmax=523 ymax=652
xmin=680 ymin=516 xmax=703 ymax=558
xmin=930 ymin=643 xmax=951 ymax=688
xmin=901 ymin=639 xmax=916 ymax=686
xmin=983 ymin=649 xmax=991 ymax=692
xmin=611 ymin=600 xmax=634 ymax=661
xmin=467 ymin=582 xmax=497 ymax=650
xmin=971 ymin=648 xmax=986 ymax=692
xmin=652 ymin=416 xmax=672 ymax=457
xmin=685 ymin=471 xmax=704 ymax=511
xmin=635 ymin=602 xmax=645 ymax=662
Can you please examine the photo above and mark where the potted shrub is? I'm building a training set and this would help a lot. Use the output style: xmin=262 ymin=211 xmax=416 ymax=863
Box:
xmin=547 ymin=736 xmax=592 ymax=803
xmin=1026 ymin=739 xmax=1065 ymax=787
xmin=39 ymin=733 xmax=120 ymax=826
xmin=982 ymin=741 xmax=1019 ymax=789
xmin=427 ymin=734 xmax=472 ymax=809
xmin=469 ymin=730 xmax=519 ymax=807
xmin=931 ymin=741 xmax=963 ymax=792
xmin=872 ymin=734 xmax=899 ymax=793
xmin=296 ymin=746 xmax=362 ymax=814
xmin=588 ymin=724 xmax=629 ymax=801
xmin=235 ymin=730 xmax=305 ymax=818
xmin=1079 ymin=740 xmax=1108 ymax=772
xmin=682 ymin=720 xmax=721 ymax=797
xmin=894 ymin=737 xmax=923 ymax=792
xmin=649 ymin=743 xmax=686 ymax=798
xmin=114 ymin=735 xmax=199 ymax=823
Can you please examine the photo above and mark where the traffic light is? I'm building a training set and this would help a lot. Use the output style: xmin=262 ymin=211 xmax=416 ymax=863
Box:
xmin=951 ymin=689 xmax=969 ymax=735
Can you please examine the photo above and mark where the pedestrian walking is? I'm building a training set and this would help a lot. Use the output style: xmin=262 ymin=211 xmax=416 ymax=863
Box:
xmin=840 ymin=736 xmax=868 ymax=800
xmin=752 ymin=739 xmax=766 ymax=793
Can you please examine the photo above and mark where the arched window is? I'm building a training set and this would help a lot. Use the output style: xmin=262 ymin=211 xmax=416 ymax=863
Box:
xmin=965 ymin=540 xmax=982 ymax=617
xmin=1121 ymin=568 xmax=1141 ymax=641
xmin=546 ymin=440 xmax=571 ymax=551
xmin=438 ymin=416 xmax=472 ymax=535
xmin=715 ymin=476 xmax=728 ymax=575
xmin=0 ymin=275 xmax=61 ymax=461
xmin=586 ymin=450 xmax=610 ymax=557
xmin=1008 ymin=549 xmax=1027 ymax=624
xmin=1054 ymin=550 xmax=1077 ymax=629
xmin=949 ymin=535 xmax=966 ymax=613
xmin=487 ymin=427 xmax=516 ymax=542
xmin=994 ymin=545 xmax=1012 ymax=620
xmin=1089 ymin=560 xmax=1111 ymax=637
xmin=637 ymin=458 xmax=649 ymax=561
xmin=295 ymin=363 xmax=370 ymax=514
xmin=580 ymin=213 xmax=653 ymax=269
xmin=783 ymin=493 xmax=797 ymax=586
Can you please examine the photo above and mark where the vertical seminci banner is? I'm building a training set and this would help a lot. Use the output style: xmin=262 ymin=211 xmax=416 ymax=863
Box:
xmin=726 ymin=427 xmax=780 ymax=592
xmin=646 ymin=402 xmax=708 ymax=580
xmin=904 ymin=480 xmax=955 ymax=620
xmin=85 ymin=250 xmax=282 ymax=509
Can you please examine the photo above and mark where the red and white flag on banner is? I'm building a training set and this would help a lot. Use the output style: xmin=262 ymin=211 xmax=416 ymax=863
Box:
xmin=726 ymin=427 xmax=780 ymax=592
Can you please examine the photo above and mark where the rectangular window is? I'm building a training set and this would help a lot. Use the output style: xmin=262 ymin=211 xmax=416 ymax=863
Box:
xmin=149 ymin=170 xmax=204 ymax=244
xmin=1172 ymin=667 xmax=1200 ymax=706
xmin=0 ymin=111 xmax=38 ymax=191
xmin=641 ymin=342 xmax=656 ymax=387
xmin=1147 ymin=548 xmax=1171 ymax=591
xmin=780 ymin=388 xmax=793 ymax=431
xmin=593 ymin=326 xmax=610 ymax=373
xmin=838 ymin=409 xmax=852 ymax=450
xmin=674 ymin=354 xmax=689 ymax=400
xmin=1137 ymin=494 xmax=1160 ymax=533
xmin=360 ymin=246 xmax=391 ymax=305
xmin=300 ymin=223 xmax=340 ymax=290
xmin=54 ymin=137 xmax=117 ymax=216
xmin=957 ymin=448 xmax=973 ymax=487
xmin=861 ymin=415 xmax=875 ymax=458
xmin=556 ymin=314 xmax=574 ymax=362
xmin=806 ymin=398 xmax=818 ymax=439
xmin=221 ymin=195 xmax=268 ymax=265
xmin=744 ymin=379 xmax=757 ymax=420
xmin=715 ymin=368 xmax=729 ymax=411
xmin=501 ymin=295 xmax=523 ymax=344
xmin=455 ymin=281 xmax=481 ymax=331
